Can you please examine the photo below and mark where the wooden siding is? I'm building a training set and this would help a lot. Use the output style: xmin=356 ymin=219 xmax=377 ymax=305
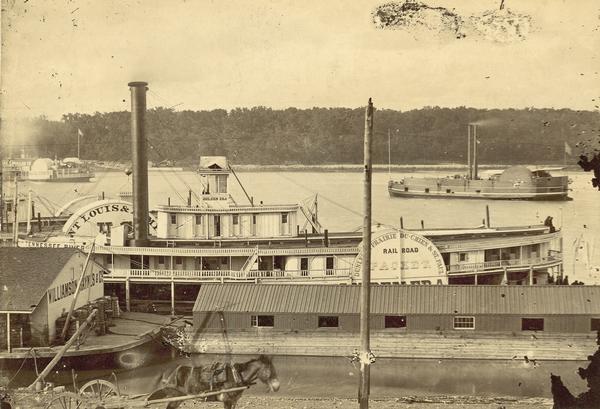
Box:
xmin=194 ymin=311 xmax=600 ymax=334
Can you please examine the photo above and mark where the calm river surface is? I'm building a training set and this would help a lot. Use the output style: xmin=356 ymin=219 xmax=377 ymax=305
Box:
xmin=3 ymin=168 xmax=599 ymax=398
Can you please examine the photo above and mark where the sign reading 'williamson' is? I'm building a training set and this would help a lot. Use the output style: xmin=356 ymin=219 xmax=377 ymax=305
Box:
xmin=47 ymin=271 xmax=104 ymax=304
xmin=352 ymin=229 xmax=448 ymax=285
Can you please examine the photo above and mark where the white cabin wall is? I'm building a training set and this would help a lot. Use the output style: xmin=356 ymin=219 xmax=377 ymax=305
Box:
xmin=311 ymin=257 xmax=325 ymax=273
xmin=157 ymin=213 xmax=168 ymax=238
xmin=471 ymin=250 xmax=484 ymax=263
xmin=182 ymin=214 xmax=193 ymax=238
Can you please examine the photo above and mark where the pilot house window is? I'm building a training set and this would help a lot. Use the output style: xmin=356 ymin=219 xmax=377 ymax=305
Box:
xmin=170 ymin=214 xmax=177 ymax=224
xmin=195 ymin=215 xmax=202 ymax=225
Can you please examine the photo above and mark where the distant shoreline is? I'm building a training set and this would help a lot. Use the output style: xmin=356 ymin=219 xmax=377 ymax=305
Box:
xmin=92 ymin=162 xmax=581 ymax=173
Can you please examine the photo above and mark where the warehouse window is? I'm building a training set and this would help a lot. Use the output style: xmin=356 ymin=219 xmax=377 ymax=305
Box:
xmin=251 ymin=315 xmax=274 ymax=328
xmin=318 ymin=316 xmax=339 ymax=328
xmin=385 ymin=315 xmax=407 ymax=328
xmin=591 ymin=319 xmax=600 ymax=332
xmin=453 ymin=316 xmax=475 ymax=330
xmin=522 ymin=318 xmax=544 ymax=331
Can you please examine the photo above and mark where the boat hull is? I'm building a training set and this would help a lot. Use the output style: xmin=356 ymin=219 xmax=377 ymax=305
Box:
xmin=388 ymin=177 xmax=570 ymax=201
xmin=389 ymin=185 xmax=570 ymax=200
xmin=43 ymin=176 xmax=94 ymax=182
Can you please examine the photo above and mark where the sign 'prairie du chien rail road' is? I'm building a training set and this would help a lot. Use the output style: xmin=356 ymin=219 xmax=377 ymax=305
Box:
xmin=352 ymin=229 xmax=448 ymax=285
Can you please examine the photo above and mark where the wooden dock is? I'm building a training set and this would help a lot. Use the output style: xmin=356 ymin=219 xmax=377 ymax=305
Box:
xmin=0 ymin=312 xmax=172 ymax=361
xmin=184 ymin=330 xmax=598 ymax=361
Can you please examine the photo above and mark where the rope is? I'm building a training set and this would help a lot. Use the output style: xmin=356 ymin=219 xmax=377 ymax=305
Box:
xmin=5 ymin=347 xmax=35 ymax=387
xmin=275 ymin=172 xmax=387 ymax=226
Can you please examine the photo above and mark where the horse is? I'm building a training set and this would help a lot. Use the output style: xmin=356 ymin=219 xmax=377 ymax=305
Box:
xmin=148 ymin=355 xmax=280 ymax=409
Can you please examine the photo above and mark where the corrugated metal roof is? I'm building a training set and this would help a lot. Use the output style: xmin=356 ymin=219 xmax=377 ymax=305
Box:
xmin=194 ymin=284 xmax=600 ymax=315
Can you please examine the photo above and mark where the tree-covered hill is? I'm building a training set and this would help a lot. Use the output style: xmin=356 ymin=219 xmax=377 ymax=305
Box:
xmin=4 ymin=106 xmax=599 ymax=166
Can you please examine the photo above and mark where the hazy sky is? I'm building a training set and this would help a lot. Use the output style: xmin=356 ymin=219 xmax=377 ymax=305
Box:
xmin=1 ymin=0 xmax=599 ymax=121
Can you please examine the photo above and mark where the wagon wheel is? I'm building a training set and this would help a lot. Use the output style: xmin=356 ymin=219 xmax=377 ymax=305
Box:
xmin=45 ymin=391 xmax=87 ymax=409
xmin=79 ymin=379 xmax=120 ymax=401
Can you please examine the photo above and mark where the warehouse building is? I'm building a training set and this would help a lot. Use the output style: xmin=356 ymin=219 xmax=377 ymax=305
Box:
xmin=0 ymin=248 xmax=106 ymax=351
xmin=193 ymin=284 xmax=600 ymax=334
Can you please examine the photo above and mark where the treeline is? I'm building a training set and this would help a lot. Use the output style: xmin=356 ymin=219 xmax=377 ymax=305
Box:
xmin=6 ymin=106 xmax=599 ymax=165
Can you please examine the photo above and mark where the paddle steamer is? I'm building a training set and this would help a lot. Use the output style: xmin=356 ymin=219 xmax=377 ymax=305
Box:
xmin=15 ymin=83 xmax=563 ymax=315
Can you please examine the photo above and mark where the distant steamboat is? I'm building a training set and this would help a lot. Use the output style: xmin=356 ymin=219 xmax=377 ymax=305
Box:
xmin=29 ymin=157 xmax=95 ymax=183
xmin=388 ymin=124 xmax=570 ymax=201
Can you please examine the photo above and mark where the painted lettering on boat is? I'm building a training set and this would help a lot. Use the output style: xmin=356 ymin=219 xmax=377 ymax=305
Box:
xmin=65 ymin=202 xmax=158 ymax=234
xmin=352 ymin=229 xmax=448 ymax=284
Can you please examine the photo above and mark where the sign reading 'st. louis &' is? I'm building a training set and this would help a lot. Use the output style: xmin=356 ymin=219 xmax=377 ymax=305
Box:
xmin=352 ymin=229 xmax=448 ymax=285
xmin=62 ymin=199 xmax=157 ymax=236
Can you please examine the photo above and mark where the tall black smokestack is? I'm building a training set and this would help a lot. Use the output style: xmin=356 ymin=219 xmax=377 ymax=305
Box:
xmin=128 ymin=81 xmax=149 ymax=246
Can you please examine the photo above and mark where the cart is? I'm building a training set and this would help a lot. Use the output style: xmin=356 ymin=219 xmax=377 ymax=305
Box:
xmin=44 ymin=375 xmax=251 ymax=409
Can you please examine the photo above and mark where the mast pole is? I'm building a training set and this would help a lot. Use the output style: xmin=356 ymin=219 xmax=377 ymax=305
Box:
xmin=388 ymin=128 xmax=391 ymax=176
xmin=359 ymin=98 xmax=374 ymax=409
xmin=473 ymin=124 xmax=478 ymax=180
xmin=12 ymin=178 xmax=18 ymax=245
xmin=467 ymin=125 xmax=472 ymax=179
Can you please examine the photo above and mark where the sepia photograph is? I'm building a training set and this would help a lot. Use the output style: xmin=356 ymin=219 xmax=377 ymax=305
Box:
xmin=1 ymin=0 xmax=599 ymax=408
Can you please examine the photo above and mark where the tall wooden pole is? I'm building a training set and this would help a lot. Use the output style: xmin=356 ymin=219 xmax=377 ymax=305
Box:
xmin=29 ymin=309 xmax=97 ymax=389
xmin=60 ymin=242 xmax=95 ymax=341
xmin=359 ymin=98 xmax=374 ymax=409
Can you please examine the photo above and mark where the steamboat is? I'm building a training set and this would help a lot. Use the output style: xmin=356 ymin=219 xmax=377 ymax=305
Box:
xmin=28 ymin=157 xmax=95 ymax=183
xmin=13 ymin=83 xmax=563 ymax=316
xmin=388 ymin=124 xmax=570 ymax=201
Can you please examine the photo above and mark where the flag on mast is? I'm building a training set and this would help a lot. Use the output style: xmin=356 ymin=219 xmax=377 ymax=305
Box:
xmin=78 ymin=128 xmax=84 ymax=137
xmin=564 ymin=141 xmax=572 ymax=156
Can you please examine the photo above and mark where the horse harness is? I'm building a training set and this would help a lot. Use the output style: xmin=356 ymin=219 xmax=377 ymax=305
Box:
xmin=191 ymin=361 xmax=243 ymax=393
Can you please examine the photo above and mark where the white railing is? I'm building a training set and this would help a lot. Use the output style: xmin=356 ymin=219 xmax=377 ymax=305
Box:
xmin=94 ymin=244 xmax=358 ymax=257
xmin=156 ymin=204 xmax=299 ymax=213
xmin=446 ymin=256 xmax=561 ymax=273
xmin=435 ymin=231 xmax=562 ymax=252
xmin=107 ymin=267 xmax=352 ymax=281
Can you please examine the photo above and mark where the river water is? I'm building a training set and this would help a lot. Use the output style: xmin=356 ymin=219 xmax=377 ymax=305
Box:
xmin=3 ymin=168 xmax=599 ymax=398
xmin=22 ymin=168 xmax=600 ymax=283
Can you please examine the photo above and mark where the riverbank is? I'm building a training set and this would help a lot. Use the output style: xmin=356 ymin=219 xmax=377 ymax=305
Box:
xmin=1 ymin=390 xmax=553 ymax=409
xmin=178 ymin=395 xmax=553 ymax=408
